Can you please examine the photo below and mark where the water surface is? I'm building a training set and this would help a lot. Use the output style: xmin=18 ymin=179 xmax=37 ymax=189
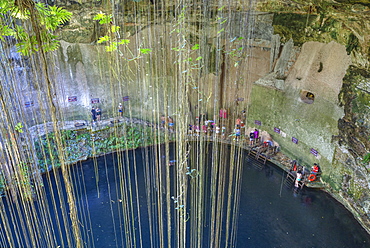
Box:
xmin=1 ymin=144 xmax=369 ymax=247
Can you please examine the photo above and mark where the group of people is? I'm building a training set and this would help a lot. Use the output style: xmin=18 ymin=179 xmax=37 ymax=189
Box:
xmin=188 ymin=119 xmax=219 ymax=136
xmin=189 ymin=110 xmax=230 ymax=137
xmin=91 ymin=107 xmax=102 ymax=124
xmin=292 ymin=162 xmax=321 ymax=188
xmin=249 ymin=128 xmax=259 ymax=145
xmin=186 ymin=109 xmax=266 ymax=145
xmin=90 ymin=103 xmax=125 ymax=125
xmin=160 ymin=115 xmax=175 ymax=132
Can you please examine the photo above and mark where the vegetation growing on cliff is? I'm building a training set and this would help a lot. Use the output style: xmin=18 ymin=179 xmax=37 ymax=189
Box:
xmin=339 ymin=66 xmax=370 ymax=151
xmin=34 ymin=123 xmax=170 ymax=171
xmin=272 ymin=13 xmax=313 ymax=45
xmin=257 ymin=0 xmax=368 ymax=67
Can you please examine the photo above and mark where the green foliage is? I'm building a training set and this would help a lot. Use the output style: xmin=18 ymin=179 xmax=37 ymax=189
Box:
xmin=139 ymin=48 xmax=152 ymax=54
xmin=14 ymin=162 xmax=34 ymax=200
xmin=363 ymin=153 xmax=370 ymax=164
xmin=61 ymin=130 xmax=76 ymax=140
xmin=98 ymin=35 xmax=110 ymax=44
xmin=98 ymin=37 xmax=130 ymax=52
xmin=0 ymin=25 xmax=16 ymax=39
xmin=0 ymin=1 xmax=72 ymax=55
xmin=93 ymin=13 xmax=112 ymax=24
xmin=217 ymin=28 xmax=225 ymax=34
xmin=171 ymin=46 xmax=184 ymax=52
xmin=105 ymin=43 xmax=118 ymax=52
xmin=273 ymin=13 xmax=311 ymax=45
xmin=15 ymin=123 xmax=24 ymax=133
xmin=34 ymin=123 xmax=168 ymax=171
xmin=16 ymin=36 xmax=39 ymax=56
xmin=93 ymin=13 xmax=141 ymax=56
xmin=169 ymin=5 xmax=187 ymax=35
xmin=346 ymin=33 xmax=359 ymax=55
xmin=191 ymin=44 xmax=200 ymax=50
xmin=36 ymin=4 xmax=72 ymax=31
xmin=118 ymin=39 xmax=130 ymax=45
xmin=111 ymin=25 xmax=120 ymax=33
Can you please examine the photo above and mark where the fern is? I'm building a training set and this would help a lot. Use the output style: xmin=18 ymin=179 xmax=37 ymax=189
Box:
xmin=14 ymin=26 xmax=27 ymax=40
xmin=10 ymin=8 xmax=30 ymax=20
xmin=0 ymin=1 xmax=13 ymax=13
xmin=43 ymin=39 xmax=60 ymax=53
xmin=0 ymin=1 xmax=72 ymax=55
xmin=98 ymin=35 xmax=110 ymax=44
xmin=140 ymin=48 xmax=152 ymax=54
xmin=93 ymin=13 xmax=106 ymax=21
xmin=16 ymin=36 xmax=38 ymax=56
xmin=118 ymin=39 xmax=130 ymax=45
xmin=0 ymin=25 xmax=15 ymax=40
xmin=37 ymin=4 xmax=72 ymax=31
xmin=93 ymin=13 xmax=112 ymax=24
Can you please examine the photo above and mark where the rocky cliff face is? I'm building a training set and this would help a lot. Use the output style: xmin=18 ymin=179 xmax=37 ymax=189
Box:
xmin=255 ymin=0 xmax=370 ymax=230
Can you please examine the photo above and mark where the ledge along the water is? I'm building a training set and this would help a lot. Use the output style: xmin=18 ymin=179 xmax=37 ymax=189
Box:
xmin=27 ymin=116 xmax=326 ymax=192
xmin=185 ymin=131 xmax=326 ymax=191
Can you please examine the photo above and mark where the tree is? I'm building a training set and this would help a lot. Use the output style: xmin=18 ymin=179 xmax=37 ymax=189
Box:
xmin=0 ymin=0 xmax=72 ymax=55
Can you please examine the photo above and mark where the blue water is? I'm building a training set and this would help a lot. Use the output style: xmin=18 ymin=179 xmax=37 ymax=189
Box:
xmin=238 ymin=159 xmax=369 ymax=248
xmin=1 ymin=143 xmax=369 ymax=247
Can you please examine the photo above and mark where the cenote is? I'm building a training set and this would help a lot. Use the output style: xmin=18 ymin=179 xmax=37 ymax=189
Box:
xmin=1 ymin=142 xmax=369 ymax=248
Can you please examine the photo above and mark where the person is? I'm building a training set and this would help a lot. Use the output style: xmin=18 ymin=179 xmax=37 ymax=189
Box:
xmin=249 ymin=131 xmax=255 ymax=146
xmin=311 ymin=163 xmax=320 ymax=174
xmin=188 ymin=124 xmax=193 ymax=135
xmin=91 ymin=107 xmax=97 ymax=124
xmin=290 ymin=160 xmax=298 ymax=172
xmin=254 ymin=128 xmax=259 ymax=143
xmin=168 ymin=116 xmax=174 ymax=132
xmin=118 ymin=103 xmax=123 ymax=117
xmin=241 ymin=109 xmax=246 ymax=121
xmin=219 ymin=108 xmax=227 ymax=118
xmin=160 ymin=115 xmax=166 ymax=128
xmin=235 ymin=117 xmax=241 ymax=128
xmin=96 ymin=107 xmax=101 ymax=122
xmin=263 ymin=139 xmax=274 ymax=147
xmin=202 ymin=124 xmax=207 ymax=134
xmin=234 ymin=127 xmax=241 ymax=141
xmin=215 ymin=125 xmax=220 ymax=136
xmin=207 ymin=123 xmax=213 ymax=135
xmin=193 ymin=125 xmax=200 ymax=136
xmin=221 ymin=125 xmax=226 ymax=139
xmin=295 ymin=170 xmax=303 ymax=188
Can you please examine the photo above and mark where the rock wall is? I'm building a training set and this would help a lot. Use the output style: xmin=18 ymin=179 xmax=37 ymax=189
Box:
xmin=247 ymin=40 xmax=351 ymax=184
